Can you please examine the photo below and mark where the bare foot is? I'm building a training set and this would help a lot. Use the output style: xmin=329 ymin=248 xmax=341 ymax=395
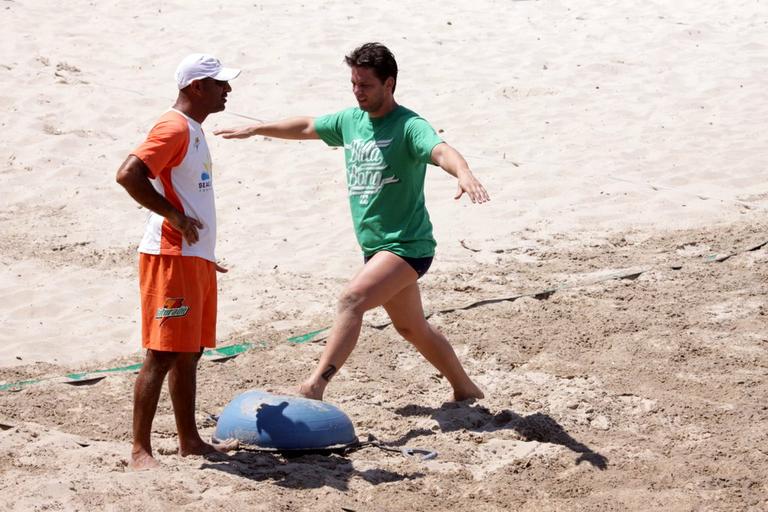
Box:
xmin=179 ymin=437 xmax=239 ymax=457
xmin=453 ymin=382 xmax=485 ymax=402
xmin=129 ymin=449 xmax=161 ymax=471
xmin=298 ymin=380 xmax=325 ymax=401
xmin=265 ymin=385 xmax=303 ymax=398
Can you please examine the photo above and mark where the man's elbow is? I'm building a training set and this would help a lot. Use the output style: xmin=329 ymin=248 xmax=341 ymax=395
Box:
xmin=116 ymin=166 xmax=139 ymax=191
xmin=431 ymin=143 xmax=448 ymax=166
xmin=116 ymin=156 xmax=146 ymax=189
xmin=301 ymin=118 xmax=319 ymax=139
xmin=115 ymin=167 xmax=129 ymax=187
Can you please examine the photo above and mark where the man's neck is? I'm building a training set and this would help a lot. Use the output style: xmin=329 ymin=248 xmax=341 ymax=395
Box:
xmin=368 ymin=99 xmax=398 ymax=119
xmin=173 ymin=96 xmax=207 ymax=124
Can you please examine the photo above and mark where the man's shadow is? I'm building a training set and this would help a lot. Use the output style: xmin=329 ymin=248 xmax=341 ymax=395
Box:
xmin=201 ymin=401 xmax=425 ymax=490
xmin=392 ymin=402 xmax=609 ymax=470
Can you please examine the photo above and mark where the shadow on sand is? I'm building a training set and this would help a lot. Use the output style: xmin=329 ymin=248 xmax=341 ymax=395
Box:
xmin=201 ymin=449 xmax=425 ymax=491
xmin=392 ymin=402 xmax=609 ymax=470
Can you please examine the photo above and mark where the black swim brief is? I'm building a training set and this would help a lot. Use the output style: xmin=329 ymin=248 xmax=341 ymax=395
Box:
xmin=363 ymin=252 xmax=433 ymax=279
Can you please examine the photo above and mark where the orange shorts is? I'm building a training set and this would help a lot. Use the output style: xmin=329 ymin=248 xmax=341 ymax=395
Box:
xmin=139 ymin=253 xmax=217 ymax=352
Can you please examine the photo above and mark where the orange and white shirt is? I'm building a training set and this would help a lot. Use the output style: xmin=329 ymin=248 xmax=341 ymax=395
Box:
xmin=131 ymin=108 xmax=217 ymax=262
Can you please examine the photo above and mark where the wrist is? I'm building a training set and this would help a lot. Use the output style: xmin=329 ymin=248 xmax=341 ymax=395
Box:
xmin=166 ymin=208 xmax=184 ymax=226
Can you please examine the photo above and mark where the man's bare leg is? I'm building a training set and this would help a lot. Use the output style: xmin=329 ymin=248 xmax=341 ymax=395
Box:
xmin=299 ymin=252 xmax=417 ymax=400
xmin=168 ymin=351 xmax=237 ymax=456
xmin=130 ymin=349 xmax=177 ymax=470
xmin=383 ymin=282 xmax=484 ymax=401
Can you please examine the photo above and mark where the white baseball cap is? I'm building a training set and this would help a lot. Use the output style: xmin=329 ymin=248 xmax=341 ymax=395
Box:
xmin=175 ymin=53 xmax=240 ymax=89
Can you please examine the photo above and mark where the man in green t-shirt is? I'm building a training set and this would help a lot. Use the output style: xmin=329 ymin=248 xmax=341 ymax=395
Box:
xmin=215 ymin=42 xmax=489 ymax=402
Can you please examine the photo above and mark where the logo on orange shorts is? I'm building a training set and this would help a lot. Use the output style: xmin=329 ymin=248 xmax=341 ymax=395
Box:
xmin=156 ymin=297 xmax=190 ymax=324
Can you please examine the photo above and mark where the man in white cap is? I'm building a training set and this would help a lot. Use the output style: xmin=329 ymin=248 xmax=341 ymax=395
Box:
xmin=116 ymin=53 xmax=240 ymax=470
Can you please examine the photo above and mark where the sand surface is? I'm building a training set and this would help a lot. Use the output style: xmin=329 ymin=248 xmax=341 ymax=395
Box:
xmin=1 ymin=1 xmax=767 ymax=510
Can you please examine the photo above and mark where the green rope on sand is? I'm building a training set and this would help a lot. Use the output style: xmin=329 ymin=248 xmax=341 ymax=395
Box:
xmin=287 ymin=327 xmax=330 ymax=344
xmin=1 ymin=343 xmax=267 ymax=392
xmin=65 ymin=363 xmax=144 ymax=382
xmin=2 ymin=335 xmax=284 ymax=392
xmin=0 ymin=378 xmax=48 ymax=392
xmin=203 ymin=342 xmax=259 ymax=359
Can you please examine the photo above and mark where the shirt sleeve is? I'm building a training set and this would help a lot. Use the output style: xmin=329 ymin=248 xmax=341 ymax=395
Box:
xmin=130 ymin=114 xmax=189 ymax=178
xmin=314 ymin=109 xmax=346 ymax=147
xmin=405 ymin=116 xmax=444 ymax=164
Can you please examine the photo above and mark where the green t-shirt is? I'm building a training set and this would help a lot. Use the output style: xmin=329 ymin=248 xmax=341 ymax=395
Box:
xmin=314 ymin=105 xmax=443 ymax=258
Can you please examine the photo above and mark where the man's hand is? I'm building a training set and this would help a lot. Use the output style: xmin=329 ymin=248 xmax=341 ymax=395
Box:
xmin=214 ymin=262 xmax=229 ymax=273
xmin=455 ymin=171 xmax=491 ymax=204
xmin=213 ymin=125 xmax=260 ymax=139
xmin=167 ymin=210 xmax=204 ymax=245
xmin=431 ymin=143 xmax=491 ymax=204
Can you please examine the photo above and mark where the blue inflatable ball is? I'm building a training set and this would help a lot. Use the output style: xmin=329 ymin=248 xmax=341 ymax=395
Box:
xmin=213 ymin=389 xmax=357 ymax=450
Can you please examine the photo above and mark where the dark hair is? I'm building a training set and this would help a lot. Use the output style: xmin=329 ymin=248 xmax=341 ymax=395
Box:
xmin=345 ymin=42 xmax=398 ymax=92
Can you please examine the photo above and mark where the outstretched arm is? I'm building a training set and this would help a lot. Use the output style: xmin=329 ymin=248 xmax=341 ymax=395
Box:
xmin=214 ymin=117 xmax=319 ymax=140
xmin=431 ymin=143 xmax=490 ymax=204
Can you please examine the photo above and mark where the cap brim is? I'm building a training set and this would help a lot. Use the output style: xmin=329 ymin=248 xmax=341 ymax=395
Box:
xmin=212 ymin=67 xmax=240 ymax=82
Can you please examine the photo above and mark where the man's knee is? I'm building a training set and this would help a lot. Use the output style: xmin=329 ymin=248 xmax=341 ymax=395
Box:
xmin=144 ymin=349 xmax=179 ymax=373
xmin=170 ymin=350 xmax=203 ymax=372
xmin=337 ymin=288 xmax=369 ymax=316
xmin=393 ymin=322 xmax=429 ymax=342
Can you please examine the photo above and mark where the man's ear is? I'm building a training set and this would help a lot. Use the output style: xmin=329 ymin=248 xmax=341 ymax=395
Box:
xmin=385 ymin=76 xmax=395 ymax=93
xmin=187 ymin=79 xmax=204 ymax=97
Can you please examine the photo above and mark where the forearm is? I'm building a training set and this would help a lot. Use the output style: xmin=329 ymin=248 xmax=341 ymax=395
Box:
xmin=430 ymin=142 xmax=490 ymax=203
xmin=432 ymin=143 xmax=472 ymax=179
xmin=249 ymin=117 xmax=318 ymax=140
xmin=116 ymin=157 xmax=184 ymax=223
xmin=125 ymin=181 xmax=183 ymax=221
